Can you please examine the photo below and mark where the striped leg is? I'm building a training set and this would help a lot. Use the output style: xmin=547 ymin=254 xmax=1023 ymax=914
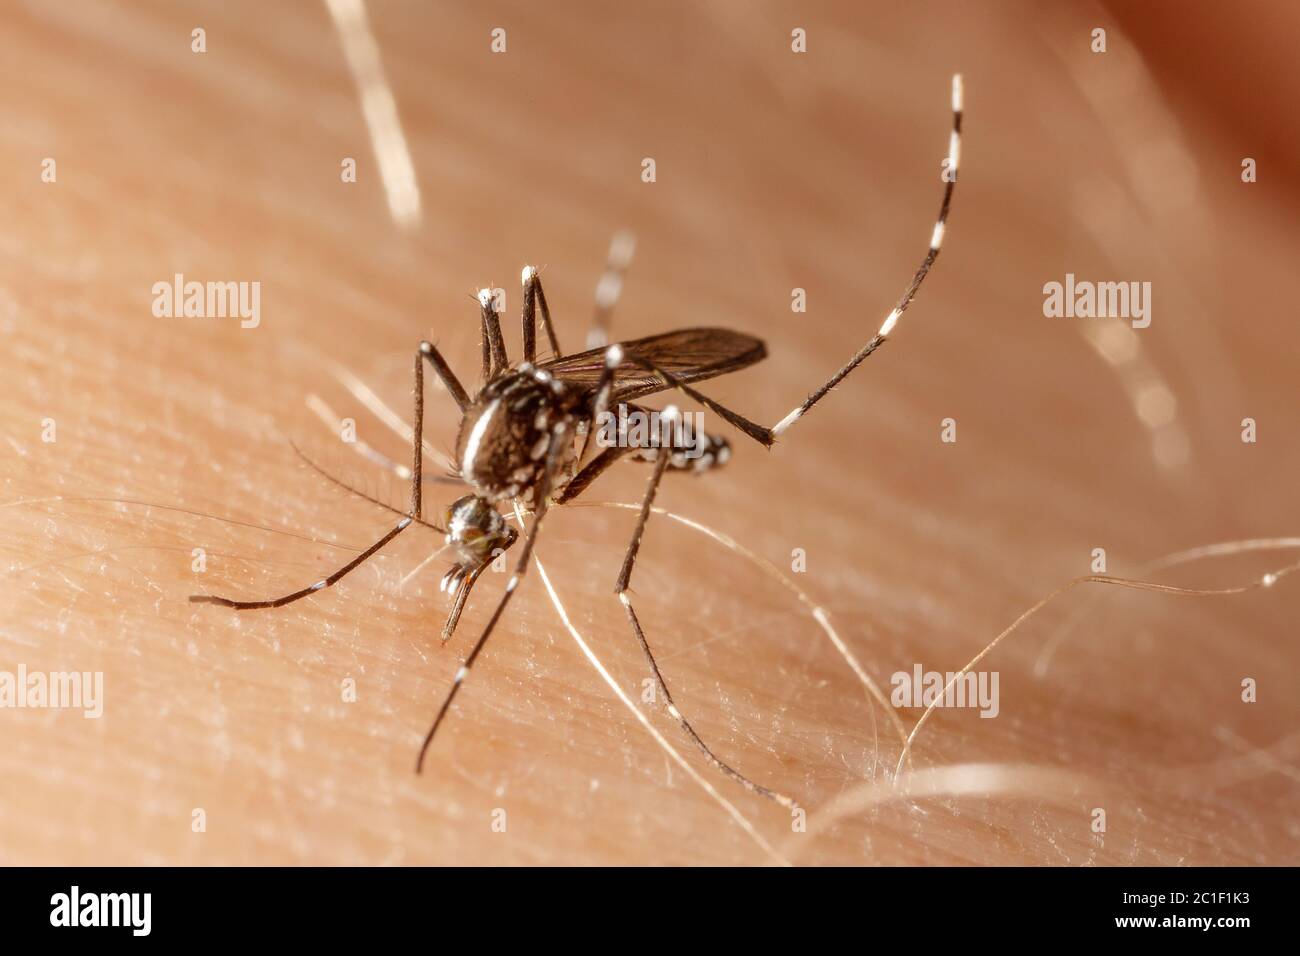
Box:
xmin=188 ymin=517 xmax=413 ymax=610
xmin=520 ymin=266 xmax=563 ymax=362
xmin=586 ymin=231 xmax=636 ymax=350
xmin=570 ymin=76 xmax=964 ymax=478
xmin=769 ymin=73 xmax=963 ymax=440
xmin=574 ymin=341 xmax=626 ymax=463
xmin=415 ymin=422 xmax=570 ymax=773
xmin=621 ymin=353 xmax=775 ymax=449
xmin=414 ymin=341 xmax=471 ymax=519
xmin=558 ymin=445 xmax=634 ymax=504
xmin=612 ymin=406 xmax=794 ymax=807
xmin=477 ymin=288 xmax=509 ymax=382
xmin=597 ymin=77 xmax=963 ymax=448
xmin=188 ymin=338 xmax=471 ymax=610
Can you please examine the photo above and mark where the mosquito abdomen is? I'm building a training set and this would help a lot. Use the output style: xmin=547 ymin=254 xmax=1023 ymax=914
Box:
xmin=630 ymin=423 xmax=731 ymax=474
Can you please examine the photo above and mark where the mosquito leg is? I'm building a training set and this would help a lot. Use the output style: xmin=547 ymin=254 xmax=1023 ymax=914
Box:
xmin=769 ymin=74 xmax=962 ymax=440
xmin=557 ymin=445 xmax=634 ymax=504
xmin=519 ymin=266 xmax=563 ymax=361
xmin=191 ymin=341 xmax=466 ymax=609
xmin=416 ymin=423 xmax=570 ymax=773
xmin=476 ymin=302 xmax=491 ymax=384
xmin=417 ymin=340 xmax=489 ymax=644
xmin=586 ymin=231 xmax=635 ymax=350
xmin=413 ymin=341 xmax=473 ymax=519
xmin=611 ymin=405 xmax=795 ymax=808
xmin=418 ymin=340 xmax=470 ymax=413
xmin=477 ymin=289 xmax=509 ymax=380
xmin=603 ymin=80 xmax=961 ymax=450
xmin=622 ymin=355 xmax=774 ymax=449
xmin=189 ymin=517 xmax=413 ymax=609
xmin=519 ymin=266 xmax=546 ymax=364
xmin=412 ymin=349 xmax=426 ymax=519
xmin=526 ymin=269 xmax=564 ymax=359
xmin=519 ymin=266 xmax=571 ymax=363
xmin=520 ymin=268 xmax=536 ymax=364
xmin=289 ymin=440 xmax=446 ymax=533
xmin=571 ymin=342 xmax=628 ymax=462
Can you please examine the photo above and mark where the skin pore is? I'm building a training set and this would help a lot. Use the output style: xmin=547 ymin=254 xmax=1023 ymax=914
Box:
xmin=1 ymin=2 xmax=1298 ymax=865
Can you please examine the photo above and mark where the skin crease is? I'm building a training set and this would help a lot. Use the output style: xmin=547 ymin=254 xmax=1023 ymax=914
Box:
xmin=1 ymin=1 xmax=1298 ymax=865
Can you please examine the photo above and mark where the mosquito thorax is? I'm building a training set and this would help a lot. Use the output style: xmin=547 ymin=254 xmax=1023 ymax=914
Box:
xmin=455 ymin=367 xmax=578 ymax=502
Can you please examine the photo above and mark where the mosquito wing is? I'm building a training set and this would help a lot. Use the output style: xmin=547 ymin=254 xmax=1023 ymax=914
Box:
xmin=538 ymin=327 xmax=767 ymax=402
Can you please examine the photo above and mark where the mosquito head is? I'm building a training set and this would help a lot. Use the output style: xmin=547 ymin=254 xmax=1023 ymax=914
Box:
xmin=444 ymin=494 xmax=511 ymax=569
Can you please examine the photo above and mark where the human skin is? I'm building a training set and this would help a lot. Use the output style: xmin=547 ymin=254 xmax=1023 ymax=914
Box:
xmin=1 ymin=1 xmax=1298 ymax=865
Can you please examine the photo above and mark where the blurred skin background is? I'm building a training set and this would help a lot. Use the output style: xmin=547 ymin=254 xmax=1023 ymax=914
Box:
xmin=0 ymin=1 xmax=1297 ymax=865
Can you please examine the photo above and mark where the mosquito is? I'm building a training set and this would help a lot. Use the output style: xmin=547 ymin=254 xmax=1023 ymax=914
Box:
xmin=191 ymin=75 xmax=964 ymax=807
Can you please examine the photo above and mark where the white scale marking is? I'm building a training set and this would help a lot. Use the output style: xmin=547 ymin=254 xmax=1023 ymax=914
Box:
xmin=594 ymin=273 xmax=623 ymax=309
xmin=879 ymin=307 xmax=902 ymax=338
xmin=769 ymin=406 xmax=802 ymax=438
xmin=930 ymin=221 xmax=945 ymax=251
xmin=461 ymin=396 xmax=502 ymax=481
